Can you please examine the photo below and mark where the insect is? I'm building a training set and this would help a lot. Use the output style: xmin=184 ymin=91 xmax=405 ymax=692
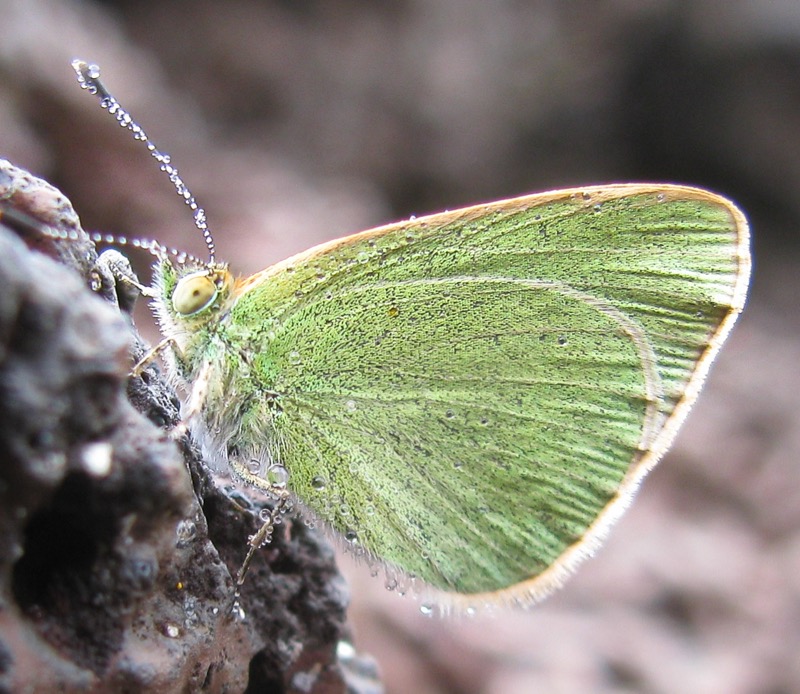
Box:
xmin=71 ymin=60 xmax=750 ymax=612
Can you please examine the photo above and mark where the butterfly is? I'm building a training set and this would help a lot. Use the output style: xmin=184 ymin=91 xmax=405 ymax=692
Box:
xmin=72 ymin=60 xmax=751 ymax=612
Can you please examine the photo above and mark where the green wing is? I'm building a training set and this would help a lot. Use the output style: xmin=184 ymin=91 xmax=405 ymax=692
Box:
xmin=228 ymin=184 xmax=750 ymax=602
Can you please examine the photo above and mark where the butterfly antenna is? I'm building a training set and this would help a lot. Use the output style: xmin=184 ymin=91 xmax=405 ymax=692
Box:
xmin=86 ymin=231 xmax=205 ymax=267
xmin=71 ymin=59 xmax=217 ymax=264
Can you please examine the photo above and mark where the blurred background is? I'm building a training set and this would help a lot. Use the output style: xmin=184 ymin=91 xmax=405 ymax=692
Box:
xmin=0 ymin=1 xmax=796 ymax=692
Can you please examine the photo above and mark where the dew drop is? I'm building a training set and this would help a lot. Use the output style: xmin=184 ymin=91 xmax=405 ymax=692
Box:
xmin=288 ymin=350 xmax=302 ymax=365
xmin=581 ymin=191 xmax=591 ymax=201
xmin=445 ymin=409 xmax=455 ymax=419
xmin=163 ymin=622 xmax=180 ymax=638
xmin=175 ymin=519 xmax=197 ymax=544
xmin=357 ymin=251 xmax=370 ymax=263
xmin=311 ymin=476 xmax=326 ymax=491
xmin=656 ymin=193 xmax=667 ymax=202
xmin=344 ymin=529 xmax=359 ymax=544
xmin=420 ymin=603 xmax=434 ymax=616
xmin=291 ymin=670 xmax=319 ymax=693
xmin=246 ymin=459 xmax=261 ymax=474
xmin=337 ymin=640 xmax=357 ymax=659
xmin=267 ymin=463 xmax=289 ymax=488
xmin=344 ymin=399 xmax=357 ymax=413
xmin=593 ymin=203 xmax=603 ymax=213
xmin=231 ymin=600 xmax=246 ymax=621
xmin=557 ymin=335 xmax=568 ymax=346
xmin=183 ymin=596 xmax=199 ymax=628
xmin=81 ymin=441 xmax=113 ymax=477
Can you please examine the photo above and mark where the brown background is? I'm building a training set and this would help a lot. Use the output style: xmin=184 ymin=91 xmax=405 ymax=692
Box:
xmin=0 ymin=1 xmax=796 ymax=692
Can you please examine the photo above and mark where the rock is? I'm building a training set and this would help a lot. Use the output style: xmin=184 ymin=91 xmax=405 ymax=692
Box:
xmin=0 ymin=162 xmax=381 ymax=694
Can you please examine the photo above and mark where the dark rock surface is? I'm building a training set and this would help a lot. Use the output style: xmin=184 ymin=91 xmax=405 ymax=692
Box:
xmin=0 ymin=164 xmax=380 ymax=693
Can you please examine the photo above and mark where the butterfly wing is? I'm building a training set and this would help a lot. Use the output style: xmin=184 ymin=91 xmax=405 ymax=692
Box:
xmin=226 ymin=184 xmax=749 ymax=604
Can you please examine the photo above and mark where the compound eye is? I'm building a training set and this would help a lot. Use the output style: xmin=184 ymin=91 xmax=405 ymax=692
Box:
xmin=172 ymin=273 xmax=218 ymax=316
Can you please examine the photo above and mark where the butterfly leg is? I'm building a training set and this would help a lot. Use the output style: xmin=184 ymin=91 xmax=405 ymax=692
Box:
xmin=93 ymin=249 xmax=177 ymax=378
xmin=93 ymin=248 xmax=156 ymax=311
xmin=131 ymin=336 xmax=177 ymax=377
xmin=230 ymin=488 xmax=292 ymax=616
xmin=171 ymin=359 xmax=212 ymax=439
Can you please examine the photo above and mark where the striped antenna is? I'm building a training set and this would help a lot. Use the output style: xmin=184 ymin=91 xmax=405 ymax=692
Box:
xmin=71 ymin=59 xmax=217 ymax=264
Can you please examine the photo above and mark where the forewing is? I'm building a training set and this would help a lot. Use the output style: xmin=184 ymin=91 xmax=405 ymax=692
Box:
xmin=230 ymin=184 xmax=749 ymax=601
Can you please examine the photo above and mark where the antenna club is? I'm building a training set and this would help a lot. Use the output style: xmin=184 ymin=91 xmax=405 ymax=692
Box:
xmin=71 ymin=59 xmax=217 ymax=265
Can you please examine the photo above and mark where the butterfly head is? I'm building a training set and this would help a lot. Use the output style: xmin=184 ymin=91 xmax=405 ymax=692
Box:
xmin=171 ymin=266 xmax=230 ymax=317
xmin=156 ymin=254 xmax=233 ymax=323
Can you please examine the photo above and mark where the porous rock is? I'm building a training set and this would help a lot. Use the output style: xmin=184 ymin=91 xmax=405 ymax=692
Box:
xmin=0 ymin=162 xmax=381 ymax=693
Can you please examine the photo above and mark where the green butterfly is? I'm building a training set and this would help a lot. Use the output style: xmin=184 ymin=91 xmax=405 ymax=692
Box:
xmin=75 ymin=61 xmax=751 ymax=610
